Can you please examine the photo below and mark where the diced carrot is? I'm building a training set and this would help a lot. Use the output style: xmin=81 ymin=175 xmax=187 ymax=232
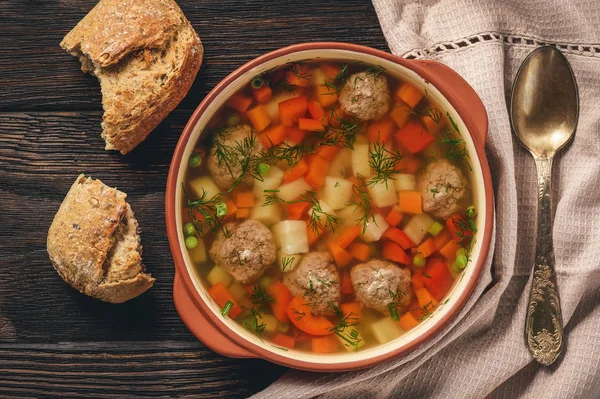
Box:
xmin=304 ymin=155 xmax=330 ymax=189
xmin=395 ymin=83 xmax=424 ymax=107
xmin=247 ymin=105 xmax=271 ymax=132
xmin=299 ymin=118 xmax=325 ymax=132
xmin=295 ymin=332 xmax=312 ymax=342
xmin=283 ymin=159 xmax=309 ymax=183
xmin=286 ymin=64 xmax=312 ymax=87
xmin=423 ymin=259 xmax=454 ymax=301
xmin=421 ymin=112 xmax=443 ymax=135
xmin=236 ymin=208 xmax=251 ymax=219
xmin=286 ymin=127 xmax=307 ymax=143
xmin=439 ymin=239 xmax=462 ymax=262
xmin=307 ymin=100 xmax=325 ymax=120
xmin=234 ymin=192 xmax=254 ymax=208
xmin=382 ymin=227 xmax=413 ymax=250
xmin=395 ymin=156 xmax=422 ymax=174
xmin=315 ymin=145 xmax=339 ymax=162
xmin=395 ymin=122 xmax=435 ymax=154
xmin=348 ymin=242 xmax=370 ymax=262
xmin=286 ymin=295 xmax=334 ymax=336
xmin=408 ymin=299 xmax=423 ymax=320
xmin=412 ymin=271 xmax=425 ymax=291
xmin=224 ymin=200 xmax=238 ymax=222
xmin=266 ymin=280 xmax=293 ymax=323
xmin=340 ymin=271 xmax=354 ymax=294
xmin=207 ymin=282 xmax=243 ymax=319
xmin=415 ymin=287 xmax=439 ymax=309
xmin=397 ymin=191 xmax=422 ymax=214
xmin=416 ymin=237 xmax=437 ymax=258
xmin=367 ymin=118 xmax=395 ymax=144
xmin=316 ymin=84 xmax=338 ymax=108
xmin=340 ymin=302 xmax=363 ymax=322
xmin=382 ymin=241 xmax=411 ymax=265
xmin=287 ymin=201 xmax=310 ymax=220
xmin=446 ymin=214 xmax=474 ymax=241
xmin=390 ymin=102 xmax=411 ymax=127
xmin=327 ymin=107 xmax=344 ymax=127
xmin=272 ymin=333 xmax=296 ymax=349
xmin=252 ymin=85 xmax=272 ymax=104
xmin=328 ymin=241 xmax=353 ymax=268
xmin=226 ymin=93 xmax=253 ymax=113
xmin=307 ymin=226 xmax=321 ymax=246
xmin=334 ymin=226 xmax=361 ymax=249
xmin=432 ymin=229 xmax=452 ymax=251
xmin=321 ymin=63 xmax=341 ymax=81
xmin=398 ymin=311 xmax=420 ymax=331
xmin=311 ymin=335 xmax=339 ymax=353
xmin=279 ymin=96 xmax=308 ymax=127
xmin=260 ymin=124 xmax=286 ymax=148
xmin=385 ymin=208 xmax=403 ymax=227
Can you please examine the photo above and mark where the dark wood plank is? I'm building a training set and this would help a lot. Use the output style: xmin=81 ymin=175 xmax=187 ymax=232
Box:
xmin=0 ymin=0 xmax=389 ymax=111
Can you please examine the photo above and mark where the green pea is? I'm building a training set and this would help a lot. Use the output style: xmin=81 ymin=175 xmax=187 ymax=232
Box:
xmin=450 ymin=262 xmax=462 ymax=273
xmin=215 ymin=202 xmax=228 ymax=217
xmin=188 ymin=153 xmax=202 ymax=168
xmin=428 ymin=221 xmax=444 ymax=236
xmin=413 ymin=254 xmax=426 ymax=267
xmin=466 ymin=205 xmax=477 ymax=218
xmin=251 ymin=77 xmax=264 ymax=89
xmin=227 ymin=113 xmax=241 ymax=126
xmin=257 ymin=163 xmax=270 ymax=175
xmin=258 ymin=275 xmax=273 ymax=289
xmin=185 ymin=235 xmax=198 ymax=249
xmin=184 ymin=222 xmax=196 ymax=236
xmin=455 ymin=255 xmax=468 ymax=269
xmin=456 ymin=247 xmax=468 ymax=258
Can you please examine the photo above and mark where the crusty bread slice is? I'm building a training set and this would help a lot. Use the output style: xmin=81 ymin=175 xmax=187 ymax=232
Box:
xmin=60 ymin=0 xmax=203 ymax=154
xmin=47 ymin=175 xmax=154 ymax=303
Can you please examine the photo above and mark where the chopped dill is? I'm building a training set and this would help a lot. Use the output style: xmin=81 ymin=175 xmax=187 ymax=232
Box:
xmin=422 ymin=271 xmax=432 ymax=279
xmin=430 ymin=188 xmax=439 ymax=198
xmin=212 ymin=129 xmax=263 ymax=193
xmin=442 ymin=112 xmax=472 ymax=171
xmin=334 ymin=181 xmax=341 ymax=188
xmin=303 ymin=191 xmax=341 ymax=235
xmin=387 ymin=288 xmax=405 ymax=321
xmin=250 ymin=284 xmax=274 ymax=310
xmin=328 ymin=302 xmax=361 ymax=351
xmin=368 ymin=136 xmax=403 ymax=188
xmin=281 ymin=256 xmax=295 ymax=272
xmin=183 ymin=184 xmax=226 ymax=238
xmin=365 ymin=64 xmax=386 ymax=78
xmin=421 ymin=107 xmax=443 ymax=125
xmin=290 ymin=308 xmax=306 ymax=321
xmin=304 ymin=280 xmax=317 ymax=296
xmin=348 ymin=175 xmax=374 ymax=234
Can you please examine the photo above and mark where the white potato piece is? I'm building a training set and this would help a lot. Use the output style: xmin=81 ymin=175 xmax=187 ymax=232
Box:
xmin=328 ymin=148 xmax=353 ymax=178
xmin=394 ymin=174 xmax=417 ymax=192
xmin=322 ymin=176 xmax=354 ymax=210
xmin=352 ymin=143 xmax=372 ymax=177
xmin=337 ymin=205 xmax=362 ymax=226
xmin=188 ymin=238 xmax=207 ymax=264
xmin=403 ymin=213 xmax=435 ymax=245
xmin=278 ymin=178 xmax=311 ymax=202
xmin=277 ymin=252 xmax=303 ymax=273
xmin=189 ymin=176 xmax=221 ymax=200
xmin=253 ymin=166 xmax=284 ymax=198
xmin=207 ymin=265 xmax=233 ymax=287
xmin=361 ymin=213 xmax=389 ymax=242
xmin=367 ymin=178 xmax=398 ymax=208
xmin=273 ymin=220 xmax=309 ymax=254
xmin=228 ymin=280 xmax=251 ymax=307
xmin=311 ymin=68 xmax=327 ymax=86
xmin=260 ymin=314 xmax=279 ymax=334
xmin=314 ymin=199 xmax=336 ymax=217
xmin=370 ymin=317 xmax=402 ymax=344
xmin=250 ymin=203 xmax=282 ymax=226
xmin=264 ymin=91 xmax=299 ymax=123
xmin=336 ymin=327 xmax=367 ymax=351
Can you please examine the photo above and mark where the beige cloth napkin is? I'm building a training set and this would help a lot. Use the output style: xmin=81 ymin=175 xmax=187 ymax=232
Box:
xmin=254 ymin=1 xmax=600 ymax=397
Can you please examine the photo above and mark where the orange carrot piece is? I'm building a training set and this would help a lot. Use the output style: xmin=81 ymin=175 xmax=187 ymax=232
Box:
xmin=315 ymin=145 xmax=340 ymax=162
xmin=385 ymin=208 xmax=404 ymax=227
xmin=207 ymin=282 xmax=243 ymax=319
xmin=415 ymin=287 xmax=439 ymax=309
xmin=416 ymin=237 xmax=437 ymax=258
xmin=390 ymin=102 xmax=411 ymax=127
xmin=382 ymin=227 xmax=413 ymax=250
xmin=395 ymin=122 xmax=435 ymax=154
xmin=340 ymin=302 xmax=363 ymax=322
xmin=224 ymin=200 xmax=238 ymax=222
xmin=432 ymin=229 xmax=452 ymax=251
xmin=439 ymin=239 xmax=462 ymax=262
xmin=321 ymin=63 xmax=341 ymax=81
xmin=412 ymin=271 xmax=425 ymax=291
xmin=382 ymin=241 xmax=411 ymax=265
xmin=395 ymin=156 xmax=422 ymax=174
xmin=348 ymin=242 xmax=370 ymax=262
xmin=283 ymin=159 xmax=309 ymax=183
xmin=421 ymin=112 xmax=443 ymax=135
xmin=408 ymin=299 xmax=423 ymax=320
xmin=397 ymin=191 xmax=422 ymax=214
xmin=367 ymin=118 xmax=395 ymax=144
xmin=266 ymin=280 xmax=293 ymax=323
xmin=316 ymin=84 xmax=338 ymax=108
xmin=260 ymin=124 xmax=286 ymax=148
xmin=286 ymin=127 xmax=306 ymax=143
xmin=307 ymin=100 xmax=325 ymax=120
xmin=340 ymin=271 xmax=354 ymax=294
xmin=335 ymin=225 xmax=361 ymax=249
xmin=247 ymin=105 xmax=271 ymax=132
xmin=327 ymin=107 xmax=344 ymax=127
xmin=328 ymin=241 xmax=353 ymax=268
xmin=234 ymin=192 xmax=255 ymax=208
xmin=299 ymin=118 xmax=325 ymax=132
xmin=304 ymin=155 xmax=330 ymax=189
xmin=398 ymin=311 xmax=420 ymax=331
xmin=272 ymin=333 xmax=296 ymax=349
xmin=236 ymin=208 xmax=251 ymax=219
xmin=279 ymin=96 xmax=308 ymax=127
xmin=311 ymin=335 xmax=339 ymax=353
xmin=307 ymin=226 xmax=321 ymax=246
xmin=226 ymin=93 xmax=253 ymax=113
xmin=286 ymin=64 xmax=312 ymax=87
xmin=287 ymin=295 xmax=334 ymax=336
xmin=287 ymin=201 xmax=310 ymax=220
xmin=395 ymin=83 xmax=424 ymax=107
xmin=252 ymin=85 xmax=273 ymax=104
xmin=446 ymin=214 xmax=474 ymax=241
xmin=423 ymin=259 xmax=454 ymax=301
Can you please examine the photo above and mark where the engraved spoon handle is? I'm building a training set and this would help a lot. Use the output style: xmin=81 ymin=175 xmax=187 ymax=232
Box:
xmin=525 ymin=156 xmax=564 ymax=366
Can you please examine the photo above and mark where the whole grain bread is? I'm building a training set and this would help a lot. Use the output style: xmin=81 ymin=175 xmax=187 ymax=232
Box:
xmin=60 ymin=0 xmax=203 ymax=154
xmin=47 ymin=175 xmax=154 ymax=303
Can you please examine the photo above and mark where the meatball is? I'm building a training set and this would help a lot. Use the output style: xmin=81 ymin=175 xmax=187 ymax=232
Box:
xmin=418 ymin=159 xmax=469 ymax=219
xmin=339 ymin=72 xmax=390 ymax=121
xmin=283 ymin=252 xmax=341 ymax=316
xmin=350 ymin=259 xmax=412 ymax=314
xmin=207 ymin=124 xmax=264 ymax=191
xmin=209 ymin=219 xmax=276 ymax=284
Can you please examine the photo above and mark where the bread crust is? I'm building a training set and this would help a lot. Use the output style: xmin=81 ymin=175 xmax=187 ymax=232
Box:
xmin=47 ymin=175 xmax=154 ymax=303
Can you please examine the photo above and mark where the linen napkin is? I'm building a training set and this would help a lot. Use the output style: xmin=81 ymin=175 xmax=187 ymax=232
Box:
xmin=254 ymin=1 xmax=600 ymax=397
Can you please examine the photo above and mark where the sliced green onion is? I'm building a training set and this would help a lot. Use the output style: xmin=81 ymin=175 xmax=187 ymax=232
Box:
xmin=226 ymin=113 xmax=241 ymax=126
xmin=466 ymin=205 xmax=477 ymax=218
xmin=221 ymin=300 xmax=234 ymax=317
xmin=184 ymin=222 xmax=196 ymax=236
xmin=413 ymin=254 xmax=426 ymax=267
xmin=257 ymin=163 xmax=270 ymax=175
xmin=455 ymin=255 xmax=468 ymax=269
xmin=188 ymin=153 xmax=202 ymax=168
xmin=258 ymin=275 xmax=273 ymax=290
xmin=215 ymin=202 xmax=228 ymax=217
xmin=185 ymin=235 xmax=198 ymax=249
xmin=428 ymin=221 xmax=444 ymax=236
xmin=251 ymin=77 xmax=264 ymax=89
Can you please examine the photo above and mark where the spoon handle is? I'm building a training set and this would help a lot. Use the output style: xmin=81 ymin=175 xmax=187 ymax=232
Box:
xmin=525 ymin=156 xmax=564 ymax=365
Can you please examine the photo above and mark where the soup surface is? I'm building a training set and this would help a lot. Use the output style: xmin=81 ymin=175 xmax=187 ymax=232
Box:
xmin=181 ymin=60 xmax=478 ymax=354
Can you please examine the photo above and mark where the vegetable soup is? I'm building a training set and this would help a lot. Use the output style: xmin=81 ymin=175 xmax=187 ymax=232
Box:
xmin=181 ymin=60 xmax=478 ymax=354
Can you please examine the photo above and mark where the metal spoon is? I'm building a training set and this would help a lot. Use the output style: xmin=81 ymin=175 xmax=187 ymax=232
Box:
xmin=510 ymin=46 xmax=578 ymax=366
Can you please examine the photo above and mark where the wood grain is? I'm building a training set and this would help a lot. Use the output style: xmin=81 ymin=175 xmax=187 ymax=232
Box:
xmin=0 ymin=0 xmax=389 ymax=396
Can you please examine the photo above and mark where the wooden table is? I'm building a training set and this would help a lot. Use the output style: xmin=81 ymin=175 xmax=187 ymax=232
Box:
xmin=0 ymin=1 xmax=389 ymax=397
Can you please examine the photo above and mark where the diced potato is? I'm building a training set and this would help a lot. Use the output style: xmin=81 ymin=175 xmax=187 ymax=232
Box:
xmin=277 ymin=178 xmax=311 ymax=202
xmin=260 ymin=314 xmax=279 ymax=334
xmin=250 ymin=203 xmax=282 ymax=226
xmin=370 ymin=317 xmax=402 ymax=344
xmin=394 ymin=174 xmax=417 ymax=192
xmin=264 ymin=91 xmax=299 ymax=123
xmin=273 ymin=220 xmax=309 ymax=254
xmin=253 ymin=166 xmax=284 ymax=198
xmin=310 ymin=68 xmax=327 ymax=86
xmin=367 ymin=178 xmax=398 ymax=208
xmin=277 ymin=252 xmax=303 ymax=272
xmin=328 ymin=148 xmax=353 ymax=178
xmin=189 ymin=176 xmax=221 ymax=200
xmin=352 ymin=143 xmax=372 ymax=177
xmin=321 ymin=176 xmax=354 ymax=210
xmin=207 ymin=265 xmax=233 ymax=287
xmin=336 ymin=327 xmax=367 ymax=352
xmin=361 ymin=213 xmax=389 ymax=242
xmin=403 ymin=213 xmax=435 ymax=245
xmin=229 ymin=280 xmax=251 ymax=307
xmin=337 ymin=205 xmax=361 ymax=226
xmin=188 ymin=238 xmax=207 ymax=264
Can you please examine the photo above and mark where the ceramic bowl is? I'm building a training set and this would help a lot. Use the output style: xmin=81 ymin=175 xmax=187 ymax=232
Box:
xmin=166 ymin=42 xmax=493 ymax=372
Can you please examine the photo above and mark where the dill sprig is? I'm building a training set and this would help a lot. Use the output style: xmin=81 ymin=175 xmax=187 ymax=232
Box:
xmin=386 ymin=288 xmax=406 ymax=321
xmin=365 ymin=64 xmax=386 ymax=78
xmin=318 ymin=118 xmax=359 ymax=150
xmin=334 ymin=63 xmax=349 ymax=86
xmin=347 ymin=175 xmax=374 ymax=234
xmin=449 ymin=214 xmax=478 ymax=250
xmin=212 ymin=129 xmax=263 ymax=193
xmin=259 ymin=140 xmax=313 ymax=168
xmin=244 ymin=284 xmax=275 ymax=337
xmin=368 ymin=136 xmax=403 ymax=188
xmin=302 ymin=191 xmax=341 ymax=235
xmin=328 ymin=302 xmax=362 ymax=351
xmin=442 ymin=112 xmax=472 ymax=171
xmin=280 ymin=256 xmax=295 ymax=272
xmin=422 ymin=107 xmax=442 ymax=125
xmin=183 ymin=184 xmax=226 ymax=238
xmin=290 ymin=308 xmax=306 ymax=321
